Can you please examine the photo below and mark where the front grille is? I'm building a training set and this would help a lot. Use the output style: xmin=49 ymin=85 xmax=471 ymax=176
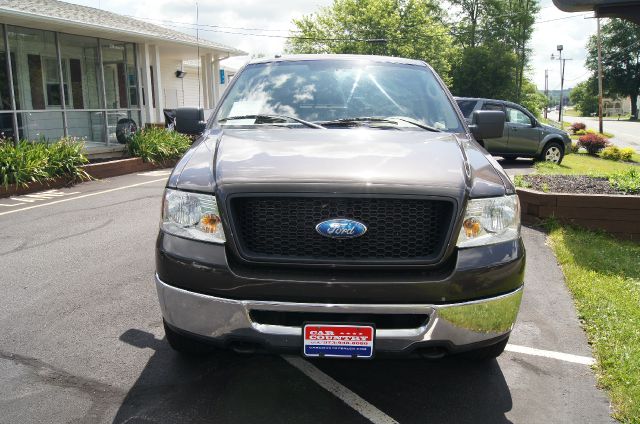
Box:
xmin=228 ymin=196 xmax=454 ymax=264
xmin=249 ymin=310 xmax=430 ymax=329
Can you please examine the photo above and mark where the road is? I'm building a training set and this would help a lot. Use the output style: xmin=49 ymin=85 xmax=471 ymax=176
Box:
xmin=0 ymin=172 xmax=613 ymax=424
xmin=565 ymin=115 xmax=640 ymax=151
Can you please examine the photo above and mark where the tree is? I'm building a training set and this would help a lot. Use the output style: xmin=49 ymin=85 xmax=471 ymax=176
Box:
xmin=450 ymin=43 xmax=519 ymax=99
xmin=569 ymin=79 xmax=598 ymax=116
xmin=285 ymin=0 xmax=456 ymax=82
xmin=586 ymin=18 xmax=640 ymax=118
xmin=449 ymin=0 xmax=539 ymax=101
xmin=519 ymin=79 xmax=547 ymax=117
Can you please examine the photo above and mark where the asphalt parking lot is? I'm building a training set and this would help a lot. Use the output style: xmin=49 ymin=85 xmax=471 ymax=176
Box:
xmin=0 ymin=171 xmax=613 ymax=424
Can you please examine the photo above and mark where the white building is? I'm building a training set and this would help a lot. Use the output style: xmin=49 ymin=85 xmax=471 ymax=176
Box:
xmin=0 ymin=0 xmax=245 ymax=153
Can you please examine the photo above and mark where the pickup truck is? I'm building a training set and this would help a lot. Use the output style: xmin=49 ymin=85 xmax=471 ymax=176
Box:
xmin=156 ymin=55 xmax=525 ymax=361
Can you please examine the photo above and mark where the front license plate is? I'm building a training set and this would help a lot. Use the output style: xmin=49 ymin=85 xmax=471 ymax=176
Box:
xmin=303 ymin=324 xmax=375 ymax=359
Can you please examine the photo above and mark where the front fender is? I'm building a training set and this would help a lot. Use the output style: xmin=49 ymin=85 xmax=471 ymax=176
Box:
xmin=537 ymin=134 xmax=568 ymax=156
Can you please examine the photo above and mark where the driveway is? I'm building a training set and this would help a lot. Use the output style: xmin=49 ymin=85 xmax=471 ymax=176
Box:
xmin=0 ymin=173 xmax=613 ymax=423
xmin=565 ymin=115 xmax=640 ymax=151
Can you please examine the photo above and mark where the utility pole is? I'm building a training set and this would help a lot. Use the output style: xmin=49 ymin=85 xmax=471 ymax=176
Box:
xmin=544 ymin=69 xmax=549 ymax=119
xmin=552 ymin=46 xmax=571 ymax=129
xmin=597 ymin=17 xmax=604 ymax=134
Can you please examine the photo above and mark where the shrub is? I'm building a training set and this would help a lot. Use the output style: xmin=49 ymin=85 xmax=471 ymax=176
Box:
xmin=601 ymin=146 xmax=622 ymax=161
xmin=0 ymin=137 xmax=88 ymax=188
xmin=571 ymin=142 xmax=580 ymax=153
xmin=609 ymin=168 xmax=640 ymax=194
xmin=575 ymin=129 xmax=587 ymax=136
xmin=128 ymin=127 xmax=192 ymax=163
xmin=586 ymin=129 xmax=596 ymax=134
xmin=578 ymin=133 xmax=610 ymax=155
xmin=569 ymin=122 xmax=586 ymax=134
xmin=619 ymin=147 xmax=636 ymax=162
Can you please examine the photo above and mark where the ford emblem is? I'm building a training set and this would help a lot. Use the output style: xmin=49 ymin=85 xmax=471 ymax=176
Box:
xmin=315 ymin=219 xmax=367 ymax=239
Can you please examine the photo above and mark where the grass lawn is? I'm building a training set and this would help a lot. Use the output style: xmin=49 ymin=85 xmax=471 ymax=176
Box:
xmin=535 ymin=153 xmax=638 ymax=177
xmin=547 ymin=225 xmax=640 ymax=423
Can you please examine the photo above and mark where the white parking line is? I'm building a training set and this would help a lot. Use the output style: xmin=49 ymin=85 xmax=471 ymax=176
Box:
xmin=506 ymin=344 xmax=595 ymax=366
xmin=0 ymin=178 xmax=167 ymax=217
xmin=282 ymin=355 xmax=399 ymax=424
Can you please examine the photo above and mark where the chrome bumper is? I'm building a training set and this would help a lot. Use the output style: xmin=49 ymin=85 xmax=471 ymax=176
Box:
xmin=156 ymin=275 xmax=523 ymax=353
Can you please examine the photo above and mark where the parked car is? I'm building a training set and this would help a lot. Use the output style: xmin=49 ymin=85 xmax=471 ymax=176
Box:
xmin=156 ymin=55 xmax=524 ymax=361
xmin=455 ymin=97 xmax=571 ymax=163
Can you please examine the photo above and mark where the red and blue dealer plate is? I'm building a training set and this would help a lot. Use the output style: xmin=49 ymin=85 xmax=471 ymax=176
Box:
xmin=303 ymin=324 xmax=375 ymax=359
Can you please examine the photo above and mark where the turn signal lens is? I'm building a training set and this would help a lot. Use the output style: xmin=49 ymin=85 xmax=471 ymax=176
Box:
xmin=463 ymin=217 xmax=482 ymax=238
xmin=199 ymin=213 xmax=221 ymax=233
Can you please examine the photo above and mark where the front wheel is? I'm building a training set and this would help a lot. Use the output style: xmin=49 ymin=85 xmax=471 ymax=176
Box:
xmin=540 ymin=142 xmax=564 ymax=164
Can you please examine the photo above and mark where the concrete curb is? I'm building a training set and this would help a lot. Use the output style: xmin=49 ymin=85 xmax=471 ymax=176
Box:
xmin=0 ymin=157 xmax=176 ymax=199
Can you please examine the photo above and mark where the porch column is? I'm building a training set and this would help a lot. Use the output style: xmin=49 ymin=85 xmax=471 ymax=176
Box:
xmin=213 ymin=56 xmax=221 ymax=104
xmin=3 ymin=23 xmax=19 ymax=144
xmin=200 ymin=55 xmax=210 ymax=109
xmin=152 ymin=45 xmax=165 ymax=123
xmin=140 ymin=43 xmax=154 ymax=124
xmin=206 ymin=53 xmax=215 ymax=109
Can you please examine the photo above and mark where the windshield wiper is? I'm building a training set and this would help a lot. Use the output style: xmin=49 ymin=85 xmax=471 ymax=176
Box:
xmin=320 ymin=117 xmax=441 ymax=132
xmin=218 ymin=114 xmax=325 ymax=129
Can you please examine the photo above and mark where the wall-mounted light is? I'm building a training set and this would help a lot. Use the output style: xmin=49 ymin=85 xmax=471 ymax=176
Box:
xmin=175 ymin=70 xmax=187 ymax=78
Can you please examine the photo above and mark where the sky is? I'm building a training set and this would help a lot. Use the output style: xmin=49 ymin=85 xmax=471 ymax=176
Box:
xmin=71 ymin=0 xmax=597 ymax=91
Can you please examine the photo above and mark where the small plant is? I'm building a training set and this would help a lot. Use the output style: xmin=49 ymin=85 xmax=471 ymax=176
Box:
xmin=619 ymin=147 xmax=636 ymax=162
xmin=569 ymin=122 xmax=586 ymax=134
xmin=609 ymin=168 xmax=640 ymax=194
xmin=128 ymin=127 xmax=192 ymax=163
xmin=513 ymin=175 xmax=531 ymax=188
xmin=571 ymin=142 xmax=580 ymax=153
xmin=541 ymin=182 xmax=550 ymax=193
xmin=575 ymin=129 xmax=587 ymax=136
xmin=578 ymin=133 xmax=610 ymax=155
xmin=601 ymin=146 xmax=622 ymax=161
xmin=586 ymin=129 xmax=596 ymax=134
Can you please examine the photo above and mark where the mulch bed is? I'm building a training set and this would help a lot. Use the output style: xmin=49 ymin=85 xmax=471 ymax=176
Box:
xmin=520 ymin=174 xmax=631 ymax=195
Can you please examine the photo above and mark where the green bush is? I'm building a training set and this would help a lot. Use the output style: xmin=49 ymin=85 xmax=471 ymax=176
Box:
xmin=609 ymin=168 xmax=640 ymax=194
xmin=571 ymin=142 xmax=580 ymax=153
xmin=0 ymin=137 xmax=89 ymax=188
xmin=128 ymin=127 xmax=191 ymax=163
xmin=601 ymin=146 xmax=622 ymax=161
xmin=575 ymin=129 xmax=587 ymax=136
xmin=620 ymin=147 xmax=636 ymax=162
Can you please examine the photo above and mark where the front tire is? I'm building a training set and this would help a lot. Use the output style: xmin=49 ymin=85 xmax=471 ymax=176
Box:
xmin=540 ymin=142 xmax=564 ymax=164
xmin=164 ymin=320 xmax=214 ymax=355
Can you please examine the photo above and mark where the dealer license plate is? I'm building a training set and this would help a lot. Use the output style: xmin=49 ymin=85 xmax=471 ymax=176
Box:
xmin=303 ymin=324 xmax=375 ymax=359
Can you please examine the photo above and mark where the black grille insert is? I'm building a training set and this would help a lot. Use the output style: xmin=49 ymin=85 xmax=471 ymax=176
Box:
xmin=229 ymin=196 xmax=454 ymax=264
xmin=249 ymin=310 xmax=429 ymax=329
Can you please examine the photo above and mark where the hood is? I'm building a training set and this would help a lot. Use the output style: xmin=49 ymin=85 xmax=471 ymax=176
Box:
xmin=171 ymin=128 xmax=508 ymax=198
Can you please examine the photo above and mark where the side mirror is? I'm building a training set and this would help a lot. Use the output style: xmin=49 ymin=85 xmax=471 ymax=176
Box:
xmin=175 ymin=107 xmax=206 ymax=135
xmin=469 ymin=110 xmax=505 ymax=140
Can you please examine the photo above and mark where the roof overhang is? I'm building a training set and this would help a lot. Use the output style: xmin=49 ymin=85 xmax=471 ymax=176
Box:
xmin=552 ymin=0 xmax=640 ymax=24
xmin=0 ymin=8 xmax=247 ymax=60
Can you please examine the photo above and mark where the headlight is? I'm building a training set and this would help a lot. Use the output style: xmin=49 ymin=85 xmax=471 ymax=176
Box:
xmin=161 ymin=189 xmax=225 ymax=243
xmin=456 ymin=195 xmax=520 ymax=248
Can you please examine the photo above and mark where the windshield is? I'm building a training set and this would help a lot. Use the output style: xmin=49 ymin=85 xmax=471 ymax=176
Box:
xmin=215 ymin=59 xmax=464 ymax=132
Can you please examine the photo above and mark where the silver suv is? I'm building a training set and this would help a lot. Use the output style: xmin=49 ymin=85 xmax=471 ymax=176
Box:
xmin=456 ymin=97 xmax=572 ymax=164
